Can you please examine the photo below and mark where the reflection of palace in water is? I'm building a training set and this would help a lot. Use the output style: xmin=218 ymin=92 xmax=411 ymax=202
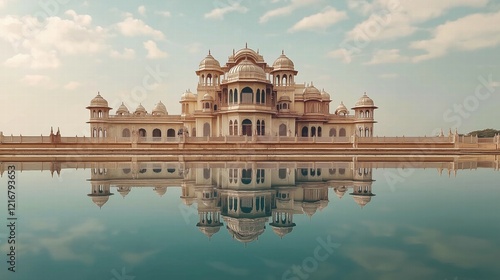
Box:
xmin=1 ymin=157 xmax=499 ymax=243
xmin=85 ymin=161 xmax=375 ymax=242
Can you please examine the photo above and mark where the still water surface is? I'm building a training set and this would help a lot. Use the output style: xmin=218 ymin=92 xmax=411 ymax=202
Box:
xmin=0 ymin=160 xmax=499 ymax=280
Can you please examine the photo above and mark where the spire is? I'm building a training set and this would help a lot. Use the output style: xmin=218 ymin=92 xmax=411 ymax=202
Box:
xmin=282 ymin=49 xmax=284 ymax=55
xmin=208 ymin=49 xmax=211 ymax=55
xmin=245 ymin=42 xmax=248 ymax=48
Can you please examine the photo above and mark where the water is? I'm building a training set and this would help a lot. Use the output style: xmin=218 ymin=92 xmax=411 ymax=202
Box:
xmin=0 ymin=159 xmax=499 ymax=280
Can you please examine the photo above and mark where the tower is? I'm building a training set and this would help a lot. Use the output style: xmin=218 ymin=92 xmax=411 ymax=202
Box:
xmin=86 ymin=93 xmax=111 ymax=138
xmin=352 ymin=93 xmax=377 ymax=137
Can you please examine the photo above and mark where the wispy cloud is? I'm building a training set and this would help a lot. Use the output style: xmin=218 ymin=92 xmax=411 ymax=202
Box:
xmin=260 ymin=0 xmax=319 ymax=23
xmin=110 ymin=48 xmax=136 ymax=60
xmin=365 ymin=49 xmax=410 ymax=65
xmin=288 ymin=6 xmax=347 ymax=33
xmin=204 ymin=2 xmax=248 ymax=20
xmin=138 ymin=5 xmax=146 ymax=16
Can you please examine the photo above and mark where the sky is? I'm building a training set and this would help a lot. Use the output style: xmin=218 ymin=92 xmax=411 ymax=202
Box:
xmin=0 ymin=0 xmax=499 ymax=137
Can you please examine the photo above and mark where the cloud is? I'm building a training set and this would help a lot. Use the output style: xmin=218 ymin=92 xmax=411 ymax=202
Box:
xmin=379 ymin=73 xmax=399 ymax=79
xmin=186 ymin=42 xmax=202 ymax=54
xmin=288 ymin=6 xmax=347 ymax=32
xmin=204 ymin=2 xmax=248 ymax=20
xmin=327 ymin=48 xmax=354 ymax=64
xmin=110 ymin=48 xmax=136 ymax=60
xmin=20 ymin=75 xmax=53 ymax=87
xmin=0 ymin=11 xmax=107 ymax=69
xmin=155 ymin=10 xmax=171 ymax=18
xmin=411 ymin=11 xmax=500 ymax=62
xmin=260 ymin=0 xmax=319 ymax=23
xmin=64 ymin=81 xmax=81 ymax=90
xmin=143 ymin=40 xmax=168 ymax=59
xmin=138 ymin=5 xmax=146 ymax=16
xmin=117 ymin=16 xmax=165 ymax=40
xmin=121 ymin=249 xmax=159 ymax=265
xmin=365 ymin=49 xmax=410 ymax=64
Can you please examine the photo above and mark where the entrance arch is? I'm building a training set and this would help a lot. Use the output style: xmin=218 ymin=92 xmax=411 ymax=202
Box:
xmin=242 ymin=119 xmax=252 ymax=136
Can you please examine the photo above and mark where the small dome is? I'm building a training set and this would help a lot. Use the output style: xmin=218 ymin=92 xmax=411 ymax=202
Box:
xmin=87 ymin=193 xmax=113 ymax=208
xmin=152 ymin=101 xmax=168 ymax=115
xmin=321 ymin=89 xmax=331 ymax=100
xmin=354 ymin=93 xmax=376 ymax=108
xmin=181 ymin=89 xmax=196 ymax=100
xmin=181 ymin=197 xmax=195 ymax=206
xmin=302 ymin=202 xmax=320 ymax=217
xmin=197 ymin=225 xmax=222 ymax=238
xmin=116 ymin=102 xmax=129 ymax=115
xmin=272 ymin=52 xmax=294 ymax=71
xmin=227 ymin=58 xmax=267 ymax=82
xmin=303 ymin=82 xmax=322 ymax=100
xmin=335 ymin=101 xmax=349 ymax=115
xmin=134 ymin=103 xmax=147 ymax=114
xmin=199 ymin=51 xmax=221 ymax=71
xmin=117 ymin=186 xmax=131 ymax=198
xmin=202 ymin=93 xmax=214 ymax=101
xmin=279 ymin=94 xmax=291 ymax=102
xmin=89 ymin=93 xmax=109 ymax=107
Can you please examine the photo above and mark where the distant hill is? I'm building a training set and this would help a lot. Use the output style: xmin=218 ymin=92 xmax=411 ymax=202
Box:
xmin=466 ymin=129 xmax=500 ymax=138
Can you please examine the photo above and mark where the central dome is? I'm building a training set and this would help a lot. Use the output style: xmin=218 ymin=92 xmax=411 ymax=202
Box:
xmin=227 ymin=59 xmax=267 ymax=82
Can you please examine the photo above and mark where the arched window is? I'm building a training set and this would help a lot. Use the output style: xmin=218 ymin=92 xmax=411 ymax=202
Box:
xmin=229 ymin=89 xmax=233 ymax=103
xmin=257 ymin=120 xmax=261 ymax=135
xmin=234 ymin=89 xmax=238 ymax=103
xmin=139 ymin=128 xmax=146 ymax=137
xmin=167 ymin=129 xmax=175 ymax=137
xmin=241 ymin=169 xmax=252 ymax=184
xmin=311 ymin=126 xmax=316 ymax=137
xmin=329 ymin=128 xmax=336 ymax=137
xmin=122 ymin=128 xmax=131 ymax=138
xmin=329 ymin=168 xmax=336 ymax=175
xmin=214 ymin=104 xmax=218 ymax=111
xmin=261 ymin=120 xmax=265 ymax=136
xmin=360 ymin=111 xmax=365 ymax=118
xmin=282 ymin=75 xmax=287 ymax=86
xmin=279 ymin=124 xmax=287 ymax=136
xmin=276 ymin=75 xmax=280 ymax=86
xmin=365 ymin=128 xmax=370 ymax=137
xmin=318 ymin=127 xmax=322 ymax=137
xmin=339 ymin=168 xmax=345 ymax=175
xmin=289 ymin=75 xmax=293 ymax=85
xmin=242 ymin=119 xmax=252 ymax=136
xmin=233 ymin=120 xmax=238 ymax=136
xmin=152 ymin=129 xmax=161 ymax=138
xmin=201 ymin=74 xmax=205 ymax=85
xmin=241 ymin=87 xmax=253 ymax=104
xmin=261 ymin=89 xmax=265 ymax=104
xmin=229 ymin=120 xmax=233 ymax=136
xmin=203 ymin=168 xmax=211 ymax=179
xmin=339 ymin=128 xmax=346 ymax=137
xmin=207 ymin=74 xmax=212 ymax=86
xmin=366 ymin=110 xmax=370 ymax=118
xmin=153 ymin=168 xmax=162 ymax=173
xmin=301 ymin=127 xmax=308 ymax=137
xmin=98 ymin=110 xmax=102 ymax=118
xmin=279 ymin=168 xmax=287 ymax=179
xmin=256 ymin=89 xmax=261 ymax=103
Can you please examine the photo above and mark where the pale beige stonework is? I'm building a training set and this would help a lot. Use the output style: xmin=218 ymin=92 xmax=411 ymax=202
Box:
xmin=86 ymin=47 xmax=377 ymax=141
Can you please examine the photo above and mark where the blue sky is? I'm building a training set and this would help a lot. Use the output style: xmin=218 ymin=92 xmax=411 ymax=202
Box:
xmin=0 ymin=0 xmax=499 ymax=137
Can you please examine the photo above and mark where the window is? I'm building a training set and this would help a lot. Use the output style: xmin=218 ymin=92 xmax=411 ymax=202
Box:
xmin=152 ymin=129 xmax=161 ymax=138
xmin=203 ymin=168 xmax=211 ymax=179
xmin=279 ymin=168 xmax=287 ymax=179
xmin=122 ymin=129 xmax=131 ymax=138
xmin=329 ymin=128 xmax=337 ymax=137
xmin=167 ymin=129 xmax=176 ymax=137
xmin=203 ymin=123 xmax=210 ymax=137
xmin=279 ymin=124 xmax=287 ymax=136
xmin=339 ymin=128 xmax=346 ymax=137
xmin=139 ymin=129 xmax=146 ymax=137
xmin=229 ymin=120 xmax=233 ymax=136
xmin=241 ymin=87 xmax=253 ymax=104
xmin=241 ymin=169 xmax=252 ymax=184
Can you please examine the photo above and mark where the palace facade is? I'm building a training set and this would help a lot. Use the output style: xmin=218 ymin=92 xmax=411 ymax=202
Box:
xmin=87 ymin=46 xmax=377 ymax=140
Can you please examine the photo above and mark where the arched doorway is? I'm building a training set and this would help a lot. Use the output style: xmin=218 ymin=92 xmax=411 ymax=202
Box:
xmin=203 ymin=123 xmax=210 ymax=137
xmin=242 ymin=119 xmax=252 ymax=136
xmin=279 ymin=124 xmax=287 ymax=136
xmin=301 ymin=126 xmax=308 ymax=137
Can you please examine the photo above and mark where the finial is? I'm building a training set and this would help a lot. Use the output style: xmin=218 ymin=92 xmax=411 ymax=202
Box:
xmin=257 ymin=48 xmax=259 ymax=54
xmin=233 ymin=49 xmax=235 ymax=55
xmin=282 ymin=49 xmax=284 ymax=55
xmin=208 ymin=49 xmax=211 ymax=55
xmin=245 ymin=42 xmax=248 ymax=48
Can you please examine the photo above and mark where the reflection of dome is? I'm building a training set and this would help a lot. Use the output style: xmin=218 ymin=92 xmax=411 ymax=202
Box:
xmin=353 ymin=93 xmax=377 ymax=108
xmin=87 ymin=193 xmax=114 ymax=208
xmin=271 ymin=226 xmax=294 ymax=238
xmin=227 ymin=59 xmax=267 ymax=82
xmin=350 ymin=193 xmax=375 ymax=208
xmin=224 ymin=217 xmax=267 ymax=244
xmin=154 ymin=186 xmax=167 ymax=197
xmin=335 ymin=186 xmax=347 ymax=199
xmin=89 ymin=93 xmax=109 ymax=107
xmin=134 ymin=104 xmax=147 ymax=114
xmin=302 ymin=202 xmax=320 ymax=217
xmin=152 ymin=101 xmax=168 ymax=116
xmin=181 ymin=89 xmax=196 ymax=100
xmin=199 ymin=52 xmax=221 ymax=71
xmin=318 ymin=199 xmax=329 ymax=211
xmin=181 ymin=197 xmax=195 ymax=206
xmin=303 ymin=83 xmax=322 ymax=101
xmin=335 ymin=102 xmax=349 ymax=115
xmin=197 ymin=226 xmax=222 ymax=238
xmin=321 ymin=89 xmax=331 ymax=101
xmin=117 ymin=186 xmax=131 ymax=198
xmin=116 ymin=102 xmax=129 ymax=115
xmin=272 ymin=52 xmax=295 ymax=71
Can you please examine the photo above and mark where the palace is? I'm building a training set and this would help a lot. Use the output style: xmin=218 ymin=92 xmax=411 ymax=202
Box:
xmin=87 ymin=46 xmax=377 ymax=140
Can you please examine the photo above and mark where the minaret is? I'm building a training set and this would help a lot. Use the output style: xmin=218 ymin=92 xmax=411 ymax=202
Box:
xmin=86 ymin=92 xmax=111 ymax=138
